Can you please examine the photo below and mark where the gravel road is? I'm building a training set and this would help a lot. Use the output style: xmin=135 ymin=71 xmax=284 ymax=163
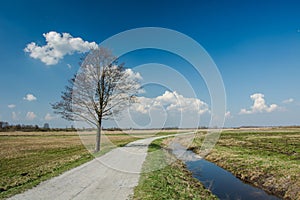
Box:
xmin=9 ymin=132 xmax=194 ymax=200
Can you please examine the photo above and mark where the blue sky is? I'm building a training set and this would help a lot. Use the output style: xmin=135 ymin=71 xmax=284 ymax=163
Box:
xmin=0 ymin=0 xmax=299 ymax=128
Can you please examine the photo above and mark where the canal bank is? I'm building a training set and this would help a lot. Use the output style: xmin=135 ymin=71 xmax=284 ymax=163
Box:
xmin=171 ymin=142 xmax=281 ymax=200
xmin=167 ymin=129 xmax=300 ymax=199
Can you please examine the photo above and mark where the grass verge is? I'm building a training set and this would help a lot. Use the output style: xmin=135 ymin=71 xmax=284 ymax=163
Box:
xmin=189 ymin=128 xmax=300 ymax=200
xmin=133 ymin=138 xmax=217 ymax=200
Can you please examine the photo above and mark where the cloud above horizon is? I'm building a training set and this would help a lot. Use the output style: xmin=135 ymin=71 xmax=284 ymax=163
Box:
xmin=23 ymin=94 xmax=37 ymax=101
xmin=44 ymin=113 xmax=57 ymax=121
xmin=24 ymin=31 xmax=98 ymax=65
xmin=125 ymin=68 xmax=143 ymax=81
xmin=8 ymin=104 xmax=16 ymax=108
xmin=225 ymin=111 xmax=232 ymax=118
xmin=282 ymin=98 xmax=294 ymax=104
xmin=12 ymin=111 xmax=19 ymax=121
xmin=26 ymin=112 xmax=36 ymax=120
xmin=240 ymin=93 xmax=279 ymax=114
xmin=131 ymin=91 xmax=209 ymax=115
xmin=114 ymin=90 xmax=211 ymax=129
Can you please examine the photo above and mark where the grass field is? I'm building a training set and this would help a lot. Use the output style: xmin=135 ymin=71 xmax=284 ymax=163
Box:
xmin=0 ymin=131 xmax=152 ymax=199
xmin=185 ymin=128 xmax=300 ymax=200
xmin=133 ymin=138 xmax=217 ymax=200
xmin=3 ymin=128 xmax=298 ymax=199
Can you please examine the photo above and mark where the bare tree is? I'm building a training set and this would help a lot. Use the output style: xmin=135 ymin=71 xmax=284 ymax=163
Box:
xmin=52 ymin=48 xmax=140 ymax=152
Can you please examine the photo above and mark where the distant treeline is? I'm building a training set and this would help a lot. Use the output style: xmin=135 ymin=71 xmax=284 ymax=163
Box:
xmin=0 ymin=121 xmax=79 ymax=132
xmin=234 ymin=125 xmax=300 ymax=129
xmin=1 ymin=121 xmax=299 ymax=132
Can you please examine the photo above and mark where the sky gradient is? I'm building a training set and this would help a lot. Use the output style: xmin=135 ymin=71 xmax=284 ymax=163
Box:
xmin=0 ymin=0 xmax=299 ymax=128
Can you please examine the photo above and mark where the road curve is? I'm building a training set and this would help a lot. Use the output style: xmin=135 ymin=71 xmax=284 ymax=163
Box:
xmin=9 ymin=132 xmax=194 ymax=200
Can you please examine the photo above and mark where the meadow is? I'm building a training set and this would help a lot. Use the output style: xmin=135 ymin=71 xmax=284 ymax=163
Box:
xmin=1 ymin=128 xmax=299 ymax=200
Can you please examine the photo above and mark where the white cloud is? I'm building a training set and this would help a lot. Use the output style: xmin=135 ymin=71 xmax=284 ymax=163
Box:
xmin=125 ymin=68 xmax=143 ymax=80
xmin=240 ymin=93 xmax=279 ymax=114
xmin=44 ymin=113 xmax=56 ymax=121
xmin=115 ymin=91 xmax=210 ymax=129
xmin=282 ymin=98 xmax=294 ymax=104
xmin=265 ymin=104 xmax=279 ymax=112
xmin=23 ymin=94 xmax=37 ymax=101
xmin=24 ymin=31 xmax=98 ymax=65
xmin=8 ymin=104 xmax=16 ymax=108
xmin=239 ymin=108 xmax=252 ymax=114
xmin=12 ymin=111 xmax=19 ymax=120
xmin=26 ymin=112 xmax=36 ymax=120
xmin=122 ymin=68 xmax=144 ymax=94
xmin=225 ymin=111 xmax=232 ymax=118
xmin=131 ymin=91 xmax=209 ymax=115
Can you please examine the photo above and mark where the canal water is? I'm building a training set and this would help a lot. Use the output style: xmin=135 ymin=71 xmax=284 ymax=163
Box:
xmin=171 ymin=143 xmax=281 ymax=200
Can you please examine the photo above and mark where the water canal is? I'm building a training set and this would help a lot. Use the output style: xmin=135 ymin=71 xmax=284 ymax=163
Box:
xmin=171 ymin=143 xmax=280 ymax=200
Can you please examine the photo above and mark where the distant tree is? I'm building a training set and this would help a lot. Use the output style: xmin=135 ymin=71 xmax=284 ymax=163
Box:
xmin=0 ymin=121 xmax=9 ymax=129
xmin=43 ymin=123 xmax=50 ymax=129
xmin=52 ymin=48 xmax=140 ymax=152
xmin=16 ymin=124 xmax=21 ymax=130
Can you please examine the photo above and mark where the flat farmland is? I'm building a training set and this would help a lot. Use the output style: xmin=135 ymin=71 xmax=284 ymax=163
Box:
xmin=0 ymin=130 xmax=162 ymax=199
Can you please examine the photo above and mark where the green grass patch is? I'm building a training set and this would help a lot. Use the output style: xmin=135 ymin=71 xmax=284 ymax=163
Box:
xmin=133 ymin=139 xmax=217 ymax=200
xmin=155 ymin=132 xmax=181 ymax=136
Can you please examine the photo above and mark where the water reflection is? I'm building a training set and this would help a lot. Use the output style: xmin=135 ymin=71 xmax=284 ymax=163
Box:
xmin=170 ymin=143 xmax=281 ymax=200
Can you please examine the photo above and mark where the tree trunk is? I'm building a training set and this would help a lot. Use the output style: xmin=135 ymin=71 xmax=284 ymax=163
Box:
xmin=95 ymin=122 xmax=101 ymax=152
